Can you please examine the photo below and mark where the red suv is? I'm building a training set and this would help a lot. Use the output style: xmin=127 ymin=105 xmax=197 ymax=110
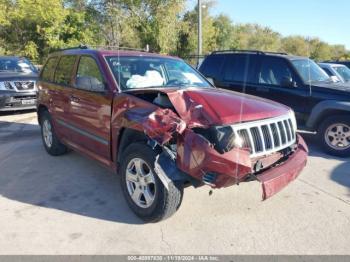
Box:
xmin=37 ymin=47 xmax=308 ymax=222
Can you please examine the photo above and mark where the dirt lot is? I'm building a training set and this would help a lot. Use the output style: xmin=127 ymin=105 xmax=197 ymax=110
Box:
xmin=0 ymin=111 xmax=349 ymax=255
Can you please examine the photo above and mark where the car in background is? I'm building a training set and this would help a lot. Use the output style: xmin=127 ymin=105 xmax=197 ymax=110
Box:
xmin=324 ymin=61 xmax=350 ymax=69
xmin=199 ymin=50 xmax=350 ymax=157
xmin=0 ymin=56 xmax=38 ymax=112
xmin=319 ymin=63 xmax=350 ymax=83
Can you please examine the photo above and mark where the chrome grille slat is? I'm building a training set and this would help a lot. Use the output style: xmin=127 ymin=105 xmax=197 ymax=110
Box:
xmin=284 ymin=120 xmax=292 ymax=142
xmin=230 ymin=114 xmax=297 ymax=158
xmin=288 ymin=119 xmax=294 ymax=139
xmin=258 ymin=126 xmax=266 ymax=151
xmin=246 ymin=129 xmax=256 ymax=154
xmin=267 ymin=124 xmax=275 ymax=148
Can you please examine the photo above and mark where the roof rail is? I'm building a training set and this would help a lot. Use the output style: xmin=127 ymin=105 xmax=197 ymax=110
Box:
xmin=55 ymin=44 xmax=150 ymax=53
xmin=88 ymin=45 xmax=149 ymax=52
xmin=211 ymin=49 xmax=265 ymax=55
xmin=264 ymin=51 xmax=288 ymax=55
xmin=211 ymin=50 xmax=288 ymax=56
xmin=56 ymin=45 xmax=88 ymax=51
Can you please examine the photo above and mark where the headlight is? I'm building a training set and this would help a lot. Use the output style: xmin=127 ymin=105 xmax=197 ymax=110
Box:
xmin=0 ymin=82 xmax=6 ymax=90
xmin=0 ymin=81 xmax=13 ymax=90
xmin=193 ymin=125 xmax=237 ymax=154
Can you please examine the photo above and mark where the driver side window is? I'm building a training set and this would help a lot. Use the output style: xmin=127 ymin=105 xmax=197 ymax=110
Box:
xmin=75 ymin=56 xmax=104 ymax=92
xmin=259 ymin=57 xmax=293 ymax=86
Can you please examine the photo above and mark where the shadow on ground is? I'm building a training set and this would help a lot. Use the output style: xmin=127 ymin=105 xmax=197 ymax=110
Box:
xmin=331 ymin=162 xmax=350 ymax=193
xmin=0 ymin=120 xmax=143 ymax=225
xmin=0 ymin=121 xmax=348 ymax=224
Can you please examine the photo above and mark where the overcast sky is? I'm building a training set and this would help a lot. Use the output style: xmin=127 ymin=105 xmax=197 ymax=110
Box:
xmin=189 ymin=0 xmax=350 ymax=49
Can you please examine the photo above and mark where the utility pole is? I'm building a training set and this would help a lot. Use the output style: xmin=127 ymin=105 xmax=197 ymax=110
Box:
xmin=198 ymin=0 xmax=202 ymax=57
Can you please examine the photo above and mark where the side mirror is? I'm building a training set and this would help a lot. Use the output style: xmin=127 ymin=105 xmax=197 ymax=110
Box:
xmin=281 ymin=76 xmax=295 ymax=88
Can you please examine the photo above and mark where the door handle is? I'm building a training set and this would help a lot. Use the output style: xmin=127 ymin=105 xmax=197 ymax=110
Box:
xmin=69 ymin=95 xmax=80 ymax=102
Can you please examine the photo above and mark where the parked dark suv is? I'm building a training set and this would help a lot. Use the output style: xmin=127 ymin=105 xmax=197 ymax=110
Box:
xmin=36 ymin=47 xmax=307 ymax=222
xmin=199 ymin=50 xmax=350 ymax=157
xmin=0 ymin=56 xmax=38 ymax=111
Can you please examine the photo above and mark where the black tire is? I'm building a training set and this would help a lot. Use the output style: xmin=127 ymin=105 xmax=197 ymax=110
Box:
xmin=318 ymin=115 xmax=350 ymax=157
xmin=120 ymin=143 xmax=184 ymax=222
xmin=40 ymin=111 xmax=68 ymax=156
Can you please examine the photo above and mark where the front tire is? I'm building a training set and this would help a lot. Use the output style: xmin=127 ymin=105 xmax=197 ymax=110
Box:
xmin=40 ymin=111 xmax=68 ymax=156
xmin=120 ymin=143 xmax=184 ymax=222
xmin=318 ymin=116 xmax=350 ymax=157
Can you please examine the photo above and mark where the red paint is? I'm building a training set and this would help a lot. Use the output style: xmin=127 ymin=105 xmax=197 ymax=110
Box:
xmin=176 ymin=129 xmax=252 ymax=187
xmin=38 ymin=49 xmax=308 ymax=201
xmin=256 ymin=135 xmax=308 ymax=199
xmin=166 ymin=88 xmax=291 ymax=127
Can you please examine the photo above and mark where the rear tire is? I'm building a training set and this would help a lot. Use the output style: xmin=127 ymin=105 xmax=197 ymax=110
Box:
xmin=40 ymin=111 xmax=68 ymax=156
xmin=318 ymin=115 xmax=350 ymax=157
xmin=120 ymin=143 xmax=184 ymax=222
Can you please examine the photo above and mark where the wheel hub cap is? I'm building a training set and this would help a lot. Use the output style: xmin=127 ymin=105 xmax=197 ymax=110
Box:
xmin=126 ymin=158 xmax=156 ymax=208
xmin=43 ymin=120 xmax=53 ymax=148
xmin=325 ymin=123 xmax=350 ymax=150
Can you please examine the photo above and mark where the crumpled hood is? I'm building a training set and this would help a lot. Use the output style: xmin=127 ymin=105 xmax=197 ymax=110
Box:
xmin=165 ymin=87 xmax=291 ymax=127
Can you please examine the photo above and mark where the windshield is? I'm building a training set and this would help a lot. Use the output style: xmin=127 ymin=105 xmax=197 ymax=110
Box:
xmin=333 ymin=66 xmax=350 ymax=82
xmin=106 ymin=56 xmax=211 ymax=90
xmin=0 ymin=57 xmax=37 ymax=73
xmin=291 ymin=59 xmax=330 ymax=83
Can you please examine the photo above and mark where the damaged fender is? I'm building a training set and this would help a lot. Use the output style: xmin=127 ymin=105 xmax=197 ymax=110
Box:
xmin=176 ymin=129 xmax=252 ymax=188
xmin=124 ymin=107 xmax=186 ymax=145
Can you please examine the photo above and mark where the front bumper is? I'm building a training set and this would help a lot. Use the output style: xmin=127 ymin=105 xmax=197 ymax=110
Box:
xmin=256 ymin=135 xmax=308 ymax=200
xmin=0 ymin=91 xmax=37 ymax=111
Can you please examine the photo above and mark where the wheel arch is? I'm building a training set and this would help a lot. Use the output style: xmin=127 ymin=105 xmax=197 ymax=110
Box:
xmin=306 ymin=100 xmax=350 ymax=130
xmin=116 ymin=128 xmax=149 ymax=165
xmin=37 ymin=104 xmax=49 ymax=125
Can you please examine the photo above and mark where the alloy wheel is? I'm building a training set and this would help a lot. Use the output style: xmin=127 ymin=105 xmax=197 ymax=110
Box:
xmin=125 ymin=158 xmax=156 ymax=208
xmin=43 ymin=119 xmax=53 ymax=148
xmin=325 ymin=123 xmax=350 ymax=150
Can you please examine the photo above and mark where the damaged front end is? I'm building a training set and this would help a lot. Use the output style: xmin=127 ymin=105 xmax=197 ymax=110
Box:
xmin=122 ymin=89 xmax=308 ymax=201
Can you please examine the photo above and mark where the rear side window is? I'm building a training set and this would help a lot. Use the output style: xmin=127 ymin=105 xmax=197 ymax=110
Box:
xmin=222 ymin=55 xmax=255 ymax=83
xmin=41 ymin=57 xmax=58 ymax=82
xmin=54 ymin=56 xmax=76 ymax=85
xmin=75 ymin=56 xmax=104 ymax=91
xmin=199 ymin=55 xmax=225 ymax=79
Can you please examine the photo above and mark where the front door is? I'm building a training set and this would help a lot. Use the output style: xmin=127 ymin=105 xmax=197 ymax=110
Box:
xmin=67 ymin=55 xmax=112 ymax=161
xmin=253 ymin=56 xmax=310 ymax=124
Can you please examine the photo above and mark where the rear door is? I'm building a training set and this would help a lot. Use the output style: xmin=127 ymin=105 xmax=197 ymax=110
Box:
xmin=213 ymin=54 xmax=258 ymax=95
xmin=67 ymin=55 xmax=112 ymax=161
xmin=45 ymin=55 xmax=76 ymax=140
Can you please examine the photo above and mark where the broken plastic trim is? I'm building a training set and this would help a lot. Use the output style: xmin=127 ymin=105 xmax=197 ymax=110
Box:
xmin=154 ymin=149 xmax=200 ymax=190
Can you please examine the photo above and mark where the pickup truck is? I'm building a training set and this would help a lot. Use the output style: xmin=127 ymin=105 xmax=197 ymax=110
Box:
xmin=37 ymin=47 xmax=308 ymax=222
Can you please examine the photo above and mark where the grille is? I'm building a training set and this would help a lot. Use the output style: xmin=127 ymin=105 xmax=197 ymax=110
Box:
xmin=14 ymin=81 xmax=35 ymax=91
xmin=231 ymin=114 xmax=296 ymax=158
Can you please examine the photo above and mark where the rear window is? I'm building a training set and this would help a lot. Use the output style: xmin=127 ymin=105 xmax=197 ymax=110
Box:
xmin=41 ymin=57 xmax=58 ymax=82
xmin=199 ymin=55 xmax=225 ymax=79
xmin=54 ymin=56 xmax=76 ymax=85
